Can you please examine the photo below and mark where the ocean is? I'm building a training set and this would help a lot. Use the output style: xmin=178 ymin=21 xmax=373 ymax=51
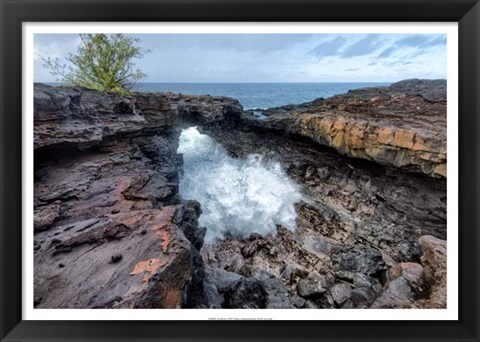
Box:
xmin=134 ymin=82 xmax=390 ymax=110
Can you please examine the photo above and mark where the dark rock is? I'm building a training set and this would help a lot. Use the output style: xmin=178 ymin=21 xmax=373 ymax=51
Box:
xmin=249 ymin=233 xmax=263 ymax=241
xmin=389 ymin=79 xmax=446 ymax=102
xmin=34 ymin=297 xmax=42 ymax=306
xmin=304 ymin=300 xmax=320 ymax=309
xmin=371 ymin=277 xmax=415 ymax=308
xmin=238 ymin=265 xmax=274 ymax=281
xmin=35 ymin=204 xmax=201 ymax=308
xmin=280 ymin=264 xmax=295 ymax=280
xmin=34 ymin=83 xmax=242 ymax=151
xmin=202 ymin=274 xmax=223 ymax=309
xmin=329 ymin=283 xmax=352 ymax=306
xmin=292 ymin=295 xmax=306 ymax=308
xmin=330 ymin=244 xmax=385 ymax=276
xmin=33 ymin=84 xmax=215 ymax=309
xmin=104 ymin=224 xmax=131 ymax=241
xmin=353 ymin=272 xmax=374 ymax=288
xmin=296 ymin=272 xmax=328 ymax=298
xmin=238 ymin=79 xmax=447 ymax=177
xmin=262 ymin=277 xmax=295 ymax=308
xmin=110 ymin=253 xmax=123 ymax=264
xmin=205 ymin=266 xmax=242 ymax=293
xmin=350 ymin=286 xmax=378 ymax=308
xmin=174 ymin=200 xmax=206 ymax=251
xmin=184 ymin=249 xmax=206 ymax=308
xmin=241 ymin=239 xmax=266 ymax=258
xmin=224 ymin=278 xmax=267 ymax=309
xmin=113 ymin=99 xmax=135 ymax=114
xmin=33 ymin=82 xmax=447 ymax=310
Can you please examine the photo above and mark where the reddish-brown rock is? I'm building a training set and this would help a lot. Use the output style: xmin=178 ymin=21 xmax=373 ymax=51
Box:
xmin=34 ymin=81 xmax=447 ymax=309
xmin=416 ymin=235 xmax=447 ymax=308
xmin=33 ymin=84 xmax=232 ymax=308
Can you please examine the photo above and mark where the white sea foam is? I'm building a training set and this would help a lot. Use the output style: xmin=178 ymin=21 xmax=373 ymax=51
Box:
xmin=178 ymin=127 xmax=303 ymax=242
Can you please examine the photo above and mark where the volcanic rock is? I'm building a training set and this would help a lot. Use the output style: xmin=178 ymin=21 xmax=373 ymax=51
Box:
xmin=224 ymin=278 xmax=268 ymax=309
xmin=297 ymin=272 xmax=328 ymax=298
xmin=33 ymin=84 xmax=241 ymax=308
xmin=33 ymin=81 xmax=447 ymax=309
xmin=240 ymin=79 xmax=446 ymax=177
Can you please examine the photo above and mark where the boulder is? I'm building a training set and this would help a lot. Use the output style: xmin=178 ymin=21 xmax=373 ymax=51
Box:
xmin=223 ymin=278 xmax=268 ymax=309
xmin=330 ymin=244 xmax=385 ymax=276
xmin=262 ymin=277 xmax=295 ymax=308
xmin=350 ymin=286 xmax=378 ymax=308
xmin=202 ymin=271 xmax=224 ymax=309
xmin=329 ymin=283 xmax=352 ymax=306
xmin=297 ymin=272 xmax=328 ymax=298
xmin=389 ymin=262 xmax=425 ymax=293
xmin=416 ymin=235 xmax=447 ymax=308
xmin=371 ymin=277 xmax=416 ymax=308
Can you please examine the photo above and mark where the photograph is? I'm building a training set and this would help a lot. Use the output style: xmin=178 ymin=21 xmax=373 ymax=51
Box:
xmin=32 ymin=31 xmax=448 ymax=311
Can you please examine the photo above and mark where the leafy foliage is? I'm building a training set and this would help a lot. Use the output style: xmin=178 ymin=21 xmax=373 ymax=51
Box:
xmin=42 ymin=34 xmax=150 ymax=94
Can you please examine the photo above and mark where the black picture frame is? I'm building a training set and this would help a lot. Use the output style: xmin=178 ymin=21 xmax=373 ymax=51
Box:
xmin=1 ymin=0 xmax=479 ymax=341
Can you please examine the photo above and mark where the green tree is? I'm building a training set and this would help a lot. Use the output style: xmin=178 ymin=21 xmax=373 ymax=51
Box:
xmin=42 ymin=34 xmax=150 ymax=94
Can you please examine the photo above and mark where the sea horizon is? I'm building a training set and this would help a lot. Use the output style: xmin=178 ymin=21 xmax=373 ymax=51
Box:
xmin=41 ymin=81 xmax=392 ymax=109
xmin=137 ymin=82 xmax=391 ymax=109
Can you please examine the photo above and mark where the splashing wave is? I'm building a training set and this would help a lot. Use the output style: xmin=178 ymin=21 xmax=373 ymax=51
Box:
xmin=178 ymin=127 xmax=303 ymax=242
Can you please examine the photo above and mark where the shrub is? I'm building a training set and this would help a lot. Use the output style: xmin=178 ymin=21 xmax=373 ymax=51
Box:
xmin=42 ymin=34 xmax=150 ymax=94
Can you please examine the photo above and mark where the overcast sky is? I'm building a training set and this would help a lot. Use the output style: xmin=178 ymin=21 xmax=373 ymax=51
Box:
xmin=34 ymin=33 xmax=447 ymax=83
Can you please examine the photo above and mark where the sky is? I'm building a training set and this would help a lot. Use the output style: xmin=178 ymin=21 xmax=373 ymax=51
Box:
xmin=34 ymin=33 xmax=447 ymax=83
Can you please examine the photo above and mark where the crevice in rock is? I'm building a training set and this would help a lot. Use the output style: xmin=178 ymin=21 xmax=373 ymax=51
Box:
xmin=33 ymin=81 xmax=447 ymax=309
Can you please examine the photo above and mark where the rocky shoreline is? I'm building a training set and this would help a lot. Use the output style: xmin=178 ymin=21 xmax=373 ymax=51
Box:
xmin=33 ymin=80 xmax=447 ymax=309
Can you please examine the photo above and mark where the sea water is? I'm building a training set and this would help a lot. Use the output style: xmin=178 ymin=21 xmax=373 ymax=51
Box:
xmin=178 ymin=127 xmax=303 ymax=242
xmin=136 ymin=82 xmax=389 ymax=110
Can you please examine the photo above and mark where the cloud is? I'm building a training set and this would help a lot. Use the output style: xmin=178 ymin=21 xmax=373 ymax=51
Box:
xmin=138 ymin=34 xmax=313 ymax=54
xmin=341 ymin=35 xmax=382 ymax=58
xmin=377 ymin=34 xmax=446 ymax=59
xmin=428 ymin=36 xmax=447 ymax=46
xmin=34 ymin=41 xmax=64 ymax=61
xmin=34 ymin=33 xmax=447 ymax=83
xmin=310 ymin=37 xmax=347 ymax=58
xmin=34 ymin=35 xmax=81 ymax=61
xmin=396 ymin=34 xmax=446 ymax=48
xmin=385 ymin=60 xmax=413 ymax=67
xmin=377 ymin=46 xmax=396 ymax=58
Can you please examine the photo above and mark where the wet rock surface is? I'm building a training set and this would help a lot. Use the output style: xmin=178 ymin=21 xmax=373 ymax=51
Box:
xmin=34 ymin=83 xmax=242 ymax=150
xmin=34 ymin=84 xmax=240 ymax=308
xmin=200 ymin=80 xmax=446 ymax=309
xmin=34 ymin=80 xmax=447 ymax=309
xmin=34 ymin=135 xmax=200 ymax=308
xmin=240 ymin=79 xmax=446 ymax=177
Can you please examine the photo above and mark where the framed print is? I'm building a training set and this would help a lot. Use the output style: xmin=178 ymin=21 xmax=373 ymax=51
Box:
xmin=1 ymin=0 xmax=479 ymax=341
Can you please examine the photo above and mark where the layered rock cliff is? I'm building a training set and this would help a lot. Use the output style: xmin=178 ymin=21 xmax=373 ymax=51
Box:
xmin=33 ymin=84 xmax=242 ymax=308
xmin=240 ymin=79 xmax=446 ymax=177
xmin=33 ymin=80 xmax=447 ymax=310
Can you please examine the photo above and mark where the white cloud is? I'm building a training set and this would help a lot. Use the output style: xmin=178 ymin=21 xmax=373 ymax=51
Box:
xmin=33 ymin=34 xmax=447 ymax=83
xmin=34 ymin=41 xmax=64 ymax=61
